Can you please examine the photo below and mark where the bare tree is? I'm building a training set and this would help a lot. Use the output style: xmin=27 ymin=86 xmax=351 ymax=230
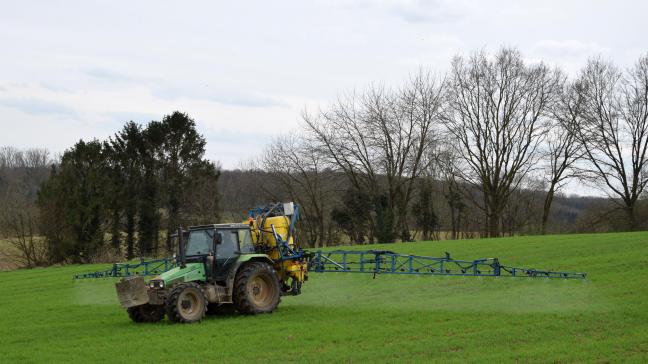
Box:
xmin=434 ymin=148 xmax=466 ymax=239
xmin=303 ymin=96 xmax=380 ymax=242
xmin=261 ymin=133 xmax=339 ymax=247
xmin=442 ymin=48 xmax=560 ymax=237
xmin=0 ymin=147 xmax=51 ymax=267
xmin=541 ymin=80 xmax=586 ymax=234
xmin=304 ymin=70 xmax=444 ymax=242
xmin=502 ymin=178 xmax=544 ymax=235
xmin=0 ymin=207 xmax=47 ymax=268
xmin=576 ymin=55 xmax=648 ymax=230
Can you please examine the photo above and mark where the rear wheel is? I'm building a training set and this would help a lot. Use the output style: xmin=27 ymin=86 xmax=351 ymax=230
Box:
xmin=127 ymin=304 xmax=165 ymax=323
xmin=233 ymin=262 xmax=281 ymax=314
xmin=165 ymin=282 xmax=207 ymax=323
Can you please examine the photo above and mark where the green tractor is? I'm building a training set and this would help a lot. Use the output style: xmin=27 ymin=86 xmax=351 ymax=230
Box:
xmin=116 ymin=203 xmax=309 ymax=323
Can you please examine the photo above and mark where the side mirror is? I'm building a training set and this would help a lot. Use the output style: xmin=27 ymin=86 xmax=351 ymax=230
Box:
xmin=214 ymin=233 xmax=222 ymax=245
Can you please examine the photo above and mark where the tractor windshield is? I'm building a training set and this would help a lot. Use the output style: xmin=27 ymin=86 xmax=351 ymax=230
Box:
xmin=186 ymin=229 xmax=214 ymax=255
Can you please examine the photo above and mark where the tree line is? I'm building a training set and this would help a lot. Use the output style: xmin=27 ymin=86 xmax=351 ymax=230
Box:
xmin=1 ymin=47 xmax=647 ymax=268
xmin=252 ymin=48 xmax=648 ymax=247
xmin=1 ymin=112 xmax=220 ymax=266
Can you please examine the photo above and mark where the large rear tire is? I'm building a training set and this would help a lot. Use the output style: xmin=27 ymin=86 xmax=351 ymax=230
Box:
xmin=165 ymin=282 xmax=207 ymax=323
xmin=233 ymin=262 xmax=281 ymax=315
xmin=127 ymin=304 xmax=165 ymax=323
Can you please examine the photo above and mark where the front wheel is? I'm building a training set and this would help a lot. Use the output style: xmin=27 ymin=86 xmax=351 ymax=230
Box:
xmin=233 ymin=262 xmax=281 ymax=315
xmin=165 ymin=282 xmax=207 ymax=323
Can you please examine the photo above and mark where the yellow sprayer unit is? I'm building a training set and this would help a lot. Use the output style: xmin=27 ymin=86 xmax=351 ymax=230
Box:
xmin=246 ymin=202 xmax=308 ymax=293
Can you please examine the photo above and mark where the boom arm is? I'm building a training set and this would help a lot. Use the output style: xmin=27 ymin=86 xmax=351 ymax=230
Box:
xmin=308 ymin=250 xmax=586 ymax=279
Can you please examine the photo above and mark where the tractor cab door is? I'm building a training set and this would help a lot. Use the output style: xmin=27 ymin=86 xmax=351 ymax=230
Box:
xmin=213 ymin=229 xmax=240 ymax=281
xmin=185 ymin=229 xmax=215 ymax=278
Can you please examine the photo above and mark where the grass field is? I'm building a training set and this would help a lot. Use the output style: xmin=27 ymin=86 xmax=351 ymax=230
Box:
xmin=1 ymin=232 xmax=647 ymax=363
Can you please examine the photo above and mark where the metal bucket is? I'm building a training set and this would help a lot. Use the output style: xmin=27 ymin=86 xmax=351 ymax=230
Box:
xmin=115 ymin=277 xmax=149 ymax=308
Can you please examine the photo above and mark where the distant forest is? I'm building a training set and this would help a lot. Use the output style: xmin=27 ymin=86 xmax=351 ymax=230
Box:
xmin=1 ymin=47 xmax=647 ymax=268
xmin=218 ymin=170 xmax=647 ymax=242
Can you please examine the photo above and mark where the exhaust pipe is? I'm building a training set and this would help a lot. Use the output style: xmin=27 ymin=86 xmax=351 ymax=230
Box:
xmin=178 ymin=227 xmax=186 ymax=268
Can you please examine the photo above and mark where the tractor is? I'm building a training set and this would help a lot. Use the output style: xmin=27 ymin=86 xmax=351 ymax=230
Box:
xmin=115 ymin=202 xmax=308 ymax=323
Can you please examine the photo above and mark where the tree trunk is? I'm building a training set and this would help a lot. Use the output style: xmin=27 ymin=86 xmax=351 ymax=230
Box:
xmin=368 ymin=218 xmax=375 ymax=244
xmin=110 ymin=209 xmax=121 ymax=252
xmin=449 ymin=204 xmax=457 ymax=240
xmin=456 ymin=211 xmax=462 ymax=239
xmin=541 ymin=186 xmax=556 ymax=235
xmin=125 ymin=210 xmax=135 ymax=260
xmin=487 ymin=209 xmax=501 ymax=238
xmin=317 ymin=212 xmax=325 ymax=248
xmin=625 ymin=205 xmax=636 ymax=231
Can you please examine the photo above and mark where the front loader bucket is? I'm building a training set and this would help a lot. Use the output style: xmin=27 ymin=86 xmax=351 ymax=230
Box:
xmin=115 ymin=277 xmax=149 ymax=308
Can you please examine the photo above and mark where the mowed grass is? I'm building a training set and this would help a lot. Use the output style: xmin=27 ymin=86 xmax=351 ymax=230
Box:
xmin=1 ymin=232 xmax=648 ymax=363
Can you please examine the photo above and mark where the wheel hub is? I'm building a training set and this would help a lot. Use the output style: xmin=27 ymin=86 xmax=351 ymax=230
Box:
xmin=250 ymin=275 xmax=271 ymax=305
xmin=181 ymin=299 xmax=192 ymax=311
xmin=178 ymin=291 xmax=198 ymax=316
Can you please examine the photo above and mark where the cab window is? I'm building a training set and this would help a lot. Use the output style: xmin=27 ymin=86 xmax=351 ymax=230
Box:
xmin=186 ymin=229 xmax=213 ymax=255
xmin=216 ymin=230 xmax=239 ymax=258
xmin=238 ymin=229 xmax=255 ymax=253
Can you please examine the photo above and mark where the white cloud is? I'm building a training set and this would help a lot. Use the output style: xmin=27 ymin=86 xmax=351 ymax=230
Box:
xmin=0 ymin=0 xmax=646 ymax=170
xmin=0 ymin=97 xmax=77 ymax=117
xmin=529 ymin=40 xmax=610 ymax=74
xmin=340 ymin=0 xmax=467 ymax=23
xmin=533 ymin=40 xmax=608 ymax=59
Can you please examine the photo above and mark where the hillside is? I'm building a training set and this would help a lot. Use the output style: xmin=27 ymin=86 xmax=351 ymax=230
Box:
xmin=1 ymin=232 xmax=647 ymax=363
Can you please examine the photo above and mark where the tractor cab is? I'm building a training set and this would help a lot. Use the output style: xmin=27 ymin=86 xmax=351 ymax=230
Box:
xmin=183 ymin=224 xmax=255 ymax=282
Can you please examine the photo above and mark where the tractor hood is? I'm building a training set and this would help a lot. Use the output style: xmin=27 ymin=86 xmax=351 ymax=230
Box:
xmin=154 ymin=262 xmax=206 ymax=286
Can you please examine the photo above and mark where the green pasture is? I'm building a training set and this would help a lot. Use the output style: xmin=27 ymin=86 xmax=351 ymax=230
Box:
xmin=1 ymin=232 xmax=647 ymax=363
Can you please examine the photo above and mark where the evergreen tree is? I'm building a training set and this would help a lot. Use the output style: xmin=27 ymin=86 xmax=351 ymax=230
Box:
xmin=106 ymin=122 xmax=145 ymax=258
xmin=412 ymin=179 xmax=439 ymax=241
xmin=138 ymin=121 xmax=164 ymax=256
xmin=36 ymin=111 xmax=220 ymax=262
xmin=156 ymin=112 xmax=211 ymax=252
xmin=38 ymin=140 xmax=108 ymax=262
xmin=373 ymin=193 xmax=395 ymax=243
xmin=331 ymin=188 xmax=372 ymax=244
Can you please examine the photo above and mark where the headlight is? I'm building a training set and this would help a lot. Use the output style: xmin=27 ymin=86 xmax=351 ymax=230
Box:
xmin=149 ymin=280 xmax=164 ymax=289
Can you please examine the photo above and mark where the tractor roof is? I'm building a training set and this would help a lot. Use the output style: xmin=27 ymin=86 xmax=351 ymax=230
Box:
xmin=188 ymin=223 xmax=249 ymax=230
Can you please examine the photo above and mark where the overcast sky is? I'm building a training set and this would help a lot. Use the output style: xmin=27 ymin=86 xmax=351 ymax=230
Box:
xmin=1 ymin=0 xmax=647 ymax=173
